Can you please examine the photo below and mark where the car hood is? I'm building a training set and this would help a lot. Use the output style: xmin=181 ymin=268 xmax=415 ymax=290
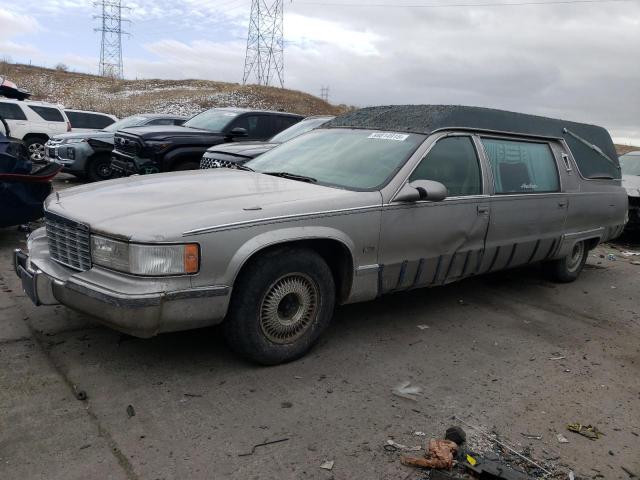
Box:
xmin=45 ymin=170 xmax=379 ymax=242
xmin=119 ymin=125 xmax=218 ymax=141
xmin=622 ymin=174 xmax=640 ymax=197
xmin=52 ymin=130 xmax=114 ymax=141
xmin=206 ymin=141 xmax=279 ymax=158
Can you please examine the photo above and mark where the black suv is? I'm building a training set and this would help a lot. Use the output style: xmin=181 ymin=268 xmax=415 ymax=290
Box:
xmin=111 ymin=108 xmax=303 ymax=175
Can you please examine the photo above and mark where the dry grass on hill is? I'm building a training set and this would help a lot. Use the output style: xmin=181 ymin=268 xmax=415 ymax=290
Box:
xmin=0 ymin=62 xmax=349 ymax=119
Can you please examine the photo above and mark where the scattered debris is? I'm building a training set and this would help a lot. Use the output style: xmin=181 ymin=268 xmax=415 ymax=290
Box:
xmin=417 ymin=324 xmax=430 ymax=330
xmin=567 ymin=423 xmax=604 ymax=440
xmin=401 ymin=438 xmax=458 ymax=469
xmin=621 ymin=251 xmax=640 ymax=256
xmin=569 ymin=471 xmax=575 ymax=480
xmin=238 ymin=438 xmax=289 ymax=457
xmin=556 ymin=433 xmax=569 ymax=444
xmin=386 ymin=439 xmax=422 ymax=452
xmin=549 ymin=356 xmax=566 ymax=361
xmin=520 ymin=433 xmax=543 ymax=440
xmin=79 ymin=444 xmax=91 ymax=450
xmin=465 ymin=453 xmax=532 ymax=480
xmin=621 ymin=465 xmax=637 ymax=478
xmin=392 ymin=381 xmax=423 ymax=401
xmin=126 ymin=404 xmax=136 ymax=418
xmin=631 ymin=261 xmax=640 ymax=266
xmin=415 ymin=431 xmax=427 ymax=436
xmin=281 ymin=401 xmax=293 ymax=408
xmin=183 ymin=393 xmax=203 ymax=398
xmin=319 ymin=460 xmax=334 ymax=471
xmin=607 ymin=254 xmax=617 ymax=261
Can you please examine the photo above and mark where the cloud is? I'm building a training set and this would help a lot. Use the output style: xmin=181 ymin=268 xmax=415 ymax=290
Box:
xmin=0 ymin=8 xmax=42 ymax=60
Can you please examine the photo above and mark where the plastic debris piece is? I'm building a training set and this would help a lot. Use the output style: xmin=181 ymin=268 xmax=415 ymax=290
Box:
xmin=126 ymin=404 xmax=136 ymax=418
xmin=414 ymin=431 xmax=427 ymax=436
xmin=631 ymin=261 xmax=640 ymax=266
xmin=319 ymin=460 xmax=334 ymax=470
xmin=401 ymin=439 xmax=458 ymax=470
xmin=567 ymin=423 xmax=604 ymax=440
xmin=417 ymin=325 xmax=430 ymax=330
xmin=557 ymin=433 xmax=569 ymax=443
xmin=621 ymin=251 xmax=640 ymax=256
xmin=392 ymin=381 xmax=423 ymax=401
xmin=607 ymin=254 xmax=617 ymax=261
xmin=549 ymin=356 xmax=566 ymax=361
xmin=466 ymin=454 xmax=478 ymax=466
xmin=569 ymin=471 xmax=575 ymax=480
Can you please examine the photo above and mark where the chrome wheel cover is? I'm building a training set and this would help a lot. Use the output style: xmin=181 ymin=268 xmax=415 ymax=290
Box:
xmin=567 ymin=242 xmax=585 ymax=272
xmin=260 ymin=273 xmax=319 ymax=344
xmin=28 ymin=142 xmax=45 ymax=161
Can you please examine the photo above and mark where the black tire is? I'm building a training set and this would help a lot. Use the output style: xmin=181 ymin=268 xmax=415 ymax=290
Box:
xmin=223 ymin=247 xmax=336 ymax=365
xmin=544 ymin=240 xmax=588 ymax=283
xmin=24 ymin=135 xmax=48 ymax=163
xmin=172 ymin=161 xmax=199 ymax=171
xmin=87 ymin=154 xmax=113 ymax=182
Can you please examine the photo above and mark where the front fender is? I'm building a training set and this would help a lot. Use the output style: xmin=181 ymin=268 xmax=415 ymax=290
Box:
xmin=163 ymin=145 xmax=217 ymax=170
xmin=222 ymin=226 xmax=356 ymax=286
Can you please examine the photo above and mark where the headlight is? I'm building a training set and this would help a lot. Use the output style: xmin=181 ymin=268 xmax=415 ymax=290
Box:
xmin=91 ymin=235 xmax=199 ymax=275
xmin=63 ymin=138 xmax=87 ymax=145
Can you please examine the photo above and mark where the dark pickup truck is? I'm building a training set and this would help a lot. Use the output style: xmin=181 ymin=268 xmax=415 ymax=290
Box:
xmin=111 ymin=108 xmax=303 ymax=175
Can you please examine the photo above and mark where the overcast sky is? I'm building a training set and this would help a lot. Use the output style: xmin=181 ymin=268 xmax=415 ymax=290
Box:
xmin=0 ymin=0 xmax=638 ymax=143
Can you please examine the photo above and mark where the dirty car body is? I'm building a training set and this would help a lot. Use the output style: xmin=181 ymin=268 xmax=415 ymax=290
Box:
xmin=15 ymin=105 xmax=627 ymax=364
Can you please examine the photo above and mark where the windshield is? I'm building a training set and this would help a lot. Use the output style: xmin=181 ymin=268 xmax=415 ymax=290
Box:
xmin=183 ymin=109 xmax=239 ymax=132
xmin=270 ymin=117 xmax=333 ymax=143
xmin=102 ymin=115 xmax=148 ymax=132
xmin=620 ymin=153 xmax=640 ymax=176
xmin=246 ymin=129 xmax=424 ymax=190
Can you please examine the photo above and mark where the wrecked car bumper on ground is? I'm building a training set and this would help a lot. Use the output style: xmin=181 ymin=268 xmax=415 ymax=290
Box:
xmin=13 ymin=229 xmax=231 ymax=338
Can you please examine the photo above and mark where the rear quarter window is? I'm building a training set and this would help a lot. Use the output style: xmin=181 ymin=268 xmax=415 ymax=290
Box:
xmin=66 ymin=111 xmax=115 ymax=129
xmin=28 ymin=106 xmax=65 ymax=122
xmin=482 ymin=138 xmax=560 ymax=194
xmin=0 ymin=102 xmax=27 ymax=120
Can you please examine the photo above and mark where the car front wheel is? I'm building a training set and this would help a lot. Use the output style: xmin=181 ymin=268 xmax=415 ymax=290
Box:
xmin=544 ymin=240 xmax=588 ymax=283
xmin=87 ymin=154 xmax=113 ymax=182
xmin=25 ymin=137 xmax=47 ymax=163
xmin=223 ymin=247 xmax=336 ymax=365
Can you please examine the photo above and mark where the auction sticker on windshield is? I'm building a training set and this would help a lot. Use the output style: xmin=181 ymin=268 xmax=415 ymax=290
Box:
xmin=368 ymin=132 xmax=409 ymax=141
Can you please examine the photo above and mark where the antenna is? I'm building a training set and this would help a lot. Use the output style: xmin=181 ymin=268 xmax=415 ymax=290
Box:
xmin=243 ymin=0 xmax=284 ymax=87
xmin=94 ymin=0 xmax=130 ymax=79
xmin=320 ymin=86 xmax=330 ymax=103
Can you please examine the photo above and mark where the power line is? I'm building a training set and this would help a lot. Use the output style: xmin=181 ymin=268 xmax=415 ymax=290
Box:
xmin=293 ymin=0 xmax=638 ymax=8
xmin=243 ymin=0 xmax=285 ymax=87
xmin=94 ymin=0 xmax=130 ymax=79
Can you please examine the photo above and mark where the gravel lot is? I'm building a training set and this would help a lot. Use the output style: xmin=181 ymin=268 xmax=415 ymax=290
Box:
xmin=1 ymin=175 xmax=638 ymax=480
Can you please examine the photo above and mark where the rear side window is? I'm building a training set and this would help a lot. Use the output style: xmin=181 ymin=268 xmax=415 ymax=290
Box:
xmin=410 ymin=136 xmax=482 ymax=196
xmin=230 ymin=115 xmax=271 ymax=139
xmin=482 ymin=138 xmax=559 ymax=194
xmin=0 ymin=102 xmax=27 ymax=120
xmin=147 ymin=118 xmax=177 ymax=126
xmin=66 ymin=111 xmax=115 ymax=129
xmin=273 ymin=115 xmax=300 ymax=133
xmin=28 ymin=106 xmax=65 ymax=122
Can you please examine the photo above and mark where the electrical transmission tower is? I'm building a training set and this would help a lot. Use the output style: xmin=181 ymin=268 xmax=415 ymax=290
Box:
xmin=95 ymin=0 xmax=129 ymax=79
xmin=320 ymin=86 xmax=330 ymax=103
xmin=243 ymin=0 xmax=284 ymax=88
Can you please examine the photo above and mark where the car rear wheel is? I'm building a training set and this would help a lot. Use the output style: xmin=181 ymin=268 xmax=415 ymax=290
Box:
xmin=25 ymin=136 xmax=48 ymax=163
xmin=87 ymin=154 xmax=113 ymax=182
xmin=544 ymin=240 xmax=588 ymax=283
xmin=223 ymin=247 xmax=336 ymax=365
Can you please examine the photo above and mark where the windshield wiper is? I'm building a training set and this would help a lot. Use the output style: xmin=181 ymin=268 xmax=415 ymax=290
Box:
xmin=263 ymin=171 xmax=317 ymax=183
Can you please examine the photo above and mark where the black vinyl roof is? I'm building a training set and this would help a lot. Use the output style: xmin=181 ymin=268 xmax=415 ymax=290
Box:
xmin=326 ymin=105 xmax=618 ymax=175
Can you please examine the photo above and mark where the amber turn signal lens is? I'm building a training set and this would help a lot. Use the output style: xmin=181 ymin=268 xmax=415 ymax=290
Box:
xmin=183 ymin=244 xmax=200 ymax=274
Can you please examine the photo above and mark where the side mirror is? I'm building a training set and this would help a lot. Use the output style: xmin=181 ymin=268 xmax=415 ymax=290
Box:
xmin=394 ymin=180 xmax=448 ymax=203
xmin=228 ymin=127 xmax=248 ymax=138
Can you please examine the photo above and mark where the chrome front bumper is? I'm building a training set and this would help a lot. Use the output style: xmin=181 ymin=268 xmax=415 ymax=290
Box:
xmin=14 ymin=237 xmax=231 ymax=338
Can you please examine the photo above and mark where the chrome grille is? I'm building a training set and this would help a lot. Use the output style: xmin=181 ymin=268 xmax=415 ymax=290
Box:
xmin=45 ymin=213 xmax=91 ymax=271
xmin=200 ymin=156 xmax=237 ymax=169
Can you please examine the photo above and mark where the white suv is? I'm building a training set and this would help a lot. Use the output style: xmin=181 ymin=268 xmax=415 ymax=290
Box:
xmin=0 ymin=98 xmax=71 ymax=162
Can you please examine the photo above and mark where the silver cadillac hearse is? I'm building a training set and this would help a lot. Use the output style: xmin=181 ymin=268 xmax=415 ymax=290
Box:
xmin=14 ymin=106 xmax=627 ymax=364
